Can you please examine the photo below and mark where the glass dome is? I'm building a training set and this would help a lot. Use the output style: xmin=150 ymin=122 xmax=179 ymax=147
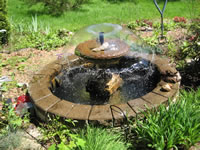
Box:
xmin=62 ymin=23 xmax=162 ymax=62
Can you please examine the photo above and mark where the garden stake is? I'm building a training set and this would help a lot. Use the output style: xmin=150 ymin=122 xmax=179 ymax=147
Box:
xmin=153 ymin=0 xmax=168 ymax=39
xmin=110 ymin=105 xmax=129 ymax=142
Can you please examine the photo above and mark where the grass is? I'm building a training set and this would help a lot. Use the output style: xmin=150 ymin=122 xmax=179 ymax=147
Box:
xmin=78 ymin=126 xmax=129 ymax=150
xmin=8 ymin=0 xmax=200 ymax=31
xmin=130 ymin=88 xmax=200 ymax=150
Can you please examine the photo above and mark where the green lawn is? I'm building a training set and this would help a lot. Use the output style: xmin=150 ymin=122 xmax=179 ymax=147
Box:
xmin=8 ymin=0 xmax=200 ymax=31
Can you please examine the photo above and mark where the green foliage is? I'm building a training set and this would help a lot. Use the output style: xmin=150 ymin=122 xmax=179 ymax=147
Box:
xmin=130 ymin=88 xmax=200 ymax=150
xmin=0 ymin=103 xmax=29 ymax=137
xmin=0 ymin=130 xmax=23 ymax=150
xmin=40 ymin=116 xmax=85 ymax=150
xmin=0 ymin=54 xmax=29 ymax=76
xmin=106 ymin=0 xmax=138 ymax=3
xmin=8 ymin=0 xmax=200 ymax=32
xmin=15 ymin=31 xmax=70 ymax=51
xmin=22 ymin=0 xmax=90 ymax=16
xmin=78 ymin=126 xmax=129 ymax=150
xmin=8 ymin=15 xmax=71 ymax=51
xmin=0 ymin=0 xmax=10 ymax=44
xmin=179 ymin=20 xmax=200 ymax=62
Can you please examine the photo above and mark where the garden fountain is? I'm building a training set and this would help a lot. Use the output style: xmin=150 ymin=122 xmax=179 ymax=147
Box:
xmin=28 ymin=23 xmax=180 ymax=125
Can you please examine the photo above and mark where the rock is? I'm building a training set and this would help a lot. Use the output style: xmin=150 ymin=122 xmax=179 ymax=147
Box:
xmin=0 ymin=50 xmax=10 ymax=54
xmin=140 ymin=27 xmax=146 ymax=31
xmin=146 ymin=27 xmax=153 ymax=31
xmin=164 ymin=72 xmax=181 ymax=83
xmin=158 ymin=65 xmax=177 ymax=76
xmin=106 ymin=74 xmax=123 ymax=95
xmin=176 ymin=72 xmax=181 ymax=82
xmin=164 ymin=76 xmax=177 ymax=83
xmin=0 ymin=76 xmax=12 ymax=83
xmin=161 ymin=83 xmax=172 ymax=92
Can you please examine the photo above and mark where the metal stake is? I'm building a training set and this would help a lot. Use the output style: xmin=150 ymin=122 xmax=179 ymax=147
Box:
xmin=153 ymin=0 xmax=168 ymax=39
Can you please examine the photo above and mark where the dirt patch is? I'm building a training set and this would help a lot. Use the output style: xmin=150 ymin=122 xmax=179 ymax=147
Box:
xmin=1 ymin=47 xmax=72 ymax=100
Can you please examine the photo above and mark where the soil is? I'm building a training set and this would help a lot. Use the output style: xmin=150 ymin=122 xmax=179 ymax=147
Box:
xmin=0 ymin=47 xmax=69 ymax=100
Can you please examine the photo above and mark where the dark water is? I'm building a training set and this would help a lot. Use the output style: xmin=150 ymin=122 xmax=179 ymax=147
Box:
xmin=52 ymin=57 xmax=160 ymax=105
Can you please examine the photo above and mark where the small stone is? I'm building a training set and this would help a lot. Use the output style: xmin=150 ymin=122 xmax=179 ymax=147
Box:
xmin=164 ymin=76 xmax=177 ymax=83
xmin=140 ymin=27 xmax=146 ymax=31
xmin=0 ymin=76 xmax=12 ymax=83
xmin=161 ymin=84 xmax=172 ymax=92
xmin=176 ymin=72 xmax=181 ymax=82
xmin=146 ymin=27 xmax=153 ymax=31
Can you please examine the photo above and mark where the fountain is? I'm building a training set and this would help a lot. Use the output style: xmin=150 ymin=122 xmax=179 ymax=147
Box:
xmin=28 ymin=23 xmax=180 ymax=125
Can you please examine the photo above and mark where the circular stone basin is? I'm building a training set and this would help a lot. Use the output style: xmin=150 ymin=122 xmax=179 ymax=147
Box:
xmin=28 ymin=54 xmax=180 ymax=125
xmin=75 ymin=39 xmax=129 ymax=60
xmin=52 ymin=57 xmax=160 ymax=105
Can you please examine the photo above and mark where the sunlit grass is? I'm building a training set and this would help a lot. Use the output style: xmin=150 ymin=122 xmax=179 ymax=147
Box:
xmin=130 ymin=88 xmax=200 ymax=149
xmin=8 ymin=0 xmax=200 ymax=31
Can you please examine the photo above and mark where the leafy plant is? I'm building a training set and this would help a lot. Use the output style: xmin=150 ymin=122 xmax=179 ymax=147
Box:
xmin=40 ymin=116 xmax=85 ymax=150
xmin=179 ymin=20 xmax=200 ymax=62
xmin=0 ymin=102 xmax=29 ymax=137
xmin=0 ymin=130 xmax=23 ymax=150
xmin=130 ymin=88 xmax=200 ymax=150
xmin=78 ymin=126 xmax=129 ymax=150
xmin=12 ymin=29 xmax=70 ymax=51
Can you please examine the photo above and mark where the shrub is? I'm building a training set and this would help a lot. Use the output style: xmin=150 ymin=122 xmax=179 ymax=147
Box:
xmin=22 ymin=0 xmax=90 ymax=16
xmin=173 ymin=16 xmax=187 ymax=23
xmin=0 ymin=0 xmax=10 ymax=44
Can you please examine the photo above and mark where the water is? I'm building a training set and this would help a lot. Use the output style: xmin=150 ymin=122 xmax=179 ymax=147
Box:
xmin=87 ymin=23 xmax=122 ymax=37
xmin=52 ymin=57 xmax=160 ymax=105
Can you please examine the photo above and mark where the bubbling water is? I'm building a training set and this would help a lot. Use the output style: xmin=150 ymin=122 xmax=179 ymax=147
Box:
xmin=52 ymin=56 xmax=160 ymax=105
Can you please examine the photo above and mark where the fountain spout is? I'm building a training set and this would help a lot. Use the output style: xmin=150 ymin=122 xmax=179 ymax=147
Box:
xmin=99 ymin=32 xmax=104 ymax=45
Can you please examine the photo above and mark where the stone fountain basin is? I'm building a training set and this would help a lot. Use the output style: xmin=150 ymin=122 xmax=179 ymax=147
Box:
xmin=28 ymin=54 xmax=180 ymax=125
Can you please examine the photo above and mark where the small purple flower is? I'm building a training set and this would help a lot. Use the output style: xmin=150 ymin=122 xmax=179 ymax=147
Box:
xmin=56 ymin=53 xmax=64 ymax=59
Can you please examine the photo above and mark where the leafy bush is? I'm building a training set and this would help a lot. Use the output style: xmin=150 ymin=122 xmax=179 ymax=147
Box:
xmin=22 ymin=0 xmax=90 ymax=16
xmin=78 ymin=126 xmax=129 ymax=150
xmin=130 ymin=88 xmax=200 ymax=150
xmin=0 ymin=0 xmax=10 ymax=44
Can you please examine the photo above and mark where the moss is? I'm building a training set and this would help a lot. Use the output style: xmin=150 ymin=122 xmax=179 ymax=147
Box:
xmin=0 ymin=0 xmax=10 ymax=44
